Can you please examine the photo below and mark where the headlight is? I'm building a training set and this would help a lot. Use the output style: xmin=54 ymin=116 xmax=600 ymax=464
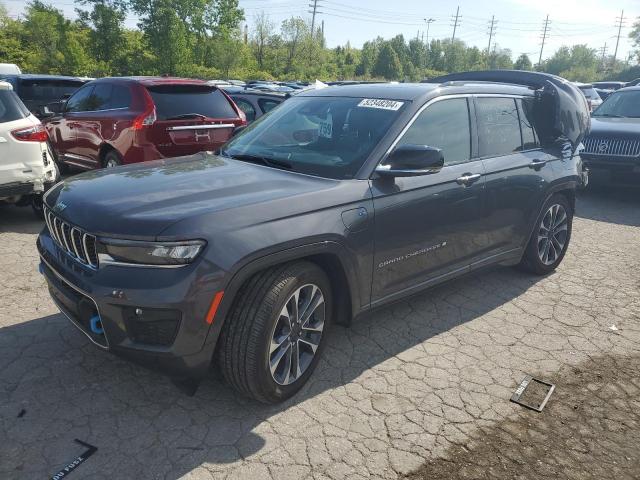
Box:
xmin=98 ymin=239 xmax=206 ymax=267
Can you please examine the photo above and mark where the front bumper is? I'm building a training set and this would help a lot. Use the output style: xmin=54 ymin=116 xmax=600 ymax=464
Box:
xmin=37 ymin=231 xmax=225 ymax=380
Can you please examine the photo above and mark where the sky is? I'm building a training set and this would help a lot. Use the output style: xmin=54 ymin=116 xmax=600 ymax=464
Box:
xmin=3 ymin=0 xmax=639 ymax=63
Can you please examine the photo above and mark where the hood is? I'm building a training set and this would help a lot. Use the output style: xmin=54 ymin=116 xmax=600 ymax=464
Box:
xmin=431 ymin=71 xmax=591 ymax=153
xmin=588 ymin=116 xmax=640 ymax=136
xmin=44 ymin=152 xmax=354 ymax=239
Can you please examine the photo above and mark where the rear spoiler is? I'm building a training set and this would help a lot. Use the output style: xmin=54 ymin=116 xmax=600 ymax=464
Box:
xmin=427 ymin=70 xmax=590 ymax=154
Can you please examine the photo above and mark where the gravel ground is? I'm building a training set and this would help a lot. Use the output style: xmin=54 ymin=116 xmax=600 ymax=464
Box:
xmin=0 ymin=185 xmax=639 ymax=480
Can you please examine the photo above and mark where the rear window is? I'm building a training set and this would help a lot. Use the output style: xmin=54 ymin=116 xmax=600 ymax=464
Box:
xmin=19 ymin=79 xmax=84 ymax=103
xmin=147 ymin=85 xmax=238 ymax=120
xmin=579 ymin=86 xmax=601 ymax=100
xmin=0 ymin=90 xmax=28 ymax=123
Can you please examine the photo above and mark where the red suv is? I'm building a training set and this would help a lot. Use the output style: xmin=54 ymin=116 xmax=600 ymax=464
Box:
xmin=45 ymin=77 xmax=246 ymax=169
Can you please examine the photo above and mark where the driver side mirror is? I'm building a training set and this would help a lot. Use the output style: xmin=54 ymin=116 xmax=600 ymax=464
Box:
xmin=376 ymin=144 xmax=444 ymax=177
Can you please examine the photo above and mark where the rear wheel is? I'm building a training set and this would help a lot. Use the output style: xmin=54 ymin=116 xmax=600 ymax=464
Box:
xmin=103 ymin=150 xmax=122 ymax=168
xmin=217 ymin=261 xmax=332 ymax=403
xmin=31 ymin=195 xmax=44 ymax=219
xmin=519 ymin=194 xmax=573 ymax=275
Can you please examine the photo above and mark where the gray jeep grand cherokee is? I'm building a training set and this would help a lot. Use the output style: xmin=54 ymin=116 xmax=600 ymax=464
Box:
xmin=38 ymin=71 xmax=589 ymax=403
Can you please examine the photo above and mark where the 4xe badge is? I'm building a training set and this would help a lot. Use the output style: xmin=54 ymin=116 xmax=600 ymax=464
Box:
xmin=53 ymin=201 xmax=68 ymax=213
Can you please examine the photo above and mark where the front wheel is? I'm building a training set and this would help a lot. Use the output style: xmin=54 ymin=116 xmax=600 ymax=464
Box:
xmin=217 ymin=261 xmax=332 ymax=403
xmin=519 ymin=194 xmax=573 ymax=275
xmin=103 ymin=150 xmax=122 ymax=168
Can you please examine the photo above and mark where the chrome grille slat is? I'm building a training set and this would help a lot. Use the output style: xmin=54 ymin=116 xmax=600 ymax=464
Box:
xmin=582 ymin=136 xmax=640 ymax=158
xmin=44 ymin=206 xmax=98 ymax=269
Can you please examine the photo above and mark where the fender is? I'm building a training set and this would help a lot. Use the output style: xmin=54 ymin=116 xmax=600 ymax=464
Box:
xmin=522 ymin=180 xmax=577 ymax=251
xmin=201 ymin=238 xmax=365 ymax=352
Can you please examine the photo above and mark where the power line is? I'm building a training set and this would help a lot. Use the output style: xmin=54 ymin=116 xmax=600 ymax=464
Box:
xmin=538 ymin=14 xmax=550 ymax=67
xmin=451 ymin=6 xmax=461 ymax=41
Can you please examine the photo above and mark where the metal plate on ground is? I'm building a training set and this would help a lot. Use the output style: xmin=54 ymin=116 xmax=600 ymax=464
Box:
xmin=510 ymin=375 xmax=555 ymax=412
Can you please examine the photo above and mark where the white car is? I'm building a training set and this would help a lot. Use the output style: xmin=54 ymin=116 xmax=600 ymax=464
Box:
xmin=0 ymin=81 xmax=58 ymax=216
xmin=0 ymin=63 xmax=21 ymax=75
xmin=574 ymin=82 xmax=603 ymax=112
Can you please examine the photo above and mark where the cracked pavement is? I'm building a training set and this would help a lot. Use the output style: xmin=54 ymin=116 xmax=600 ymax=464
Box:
xmin=1 ymin=185 xmax=639 ymax=479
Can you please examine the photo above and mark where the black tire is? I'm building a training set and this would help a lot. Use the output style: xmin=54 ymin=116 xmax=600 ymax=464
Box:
xmin=518 ymin=193 xmax=573 ymax=275
xmin=217 ymin=261 xmax=332 ymax=403
xmin=103 ymin=150 xmax=122 ymax=168
xmin=31 ymin=195 xmax=44 ymax=219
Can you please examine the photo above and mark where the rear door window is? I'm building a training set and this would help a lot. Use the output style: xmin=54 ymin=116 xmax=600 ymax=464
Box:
xmin=108 ymin=85 xmax=131 ymax=109
xmin=0 ymin=90 xmax=28 ymax=123
xmin=90 ymin=84 xmax=112 ymax=111
xmin=475 ymin=97 xmax=522 ymax=157
xmin=65 ymin=85 xmax=95 ymax=112
xmin=147 ymin=85 xmax=238 ymax=120
xmin=258 ymin=98 xmax=282 ymax=113
xmin=231 ymin=97 xmax=256 ymax=122
xmin=397 ymin=98 xmax=471 ymax=166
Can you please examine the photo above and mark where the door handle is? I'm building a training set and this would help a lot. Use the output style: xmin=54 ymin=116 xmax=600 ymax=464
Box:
xmin=456 ymin=173 xmax=481 ymax=186
xmin=529 ymin=158 xmax=548 ymax=170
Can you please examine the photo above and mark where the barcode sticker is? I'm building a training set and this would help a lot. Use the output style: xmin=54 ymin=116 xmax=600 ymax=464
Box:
xmin=357 ymin=99 xmax=404 ymax=111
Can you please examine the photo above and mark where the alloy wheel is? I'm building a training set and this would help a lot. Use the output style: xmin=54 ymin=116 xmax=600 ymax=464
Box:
xmin=269 ymin=283 xmax=325 ymax=386
xmin=537 ymin=203 xmax=568 ymax=265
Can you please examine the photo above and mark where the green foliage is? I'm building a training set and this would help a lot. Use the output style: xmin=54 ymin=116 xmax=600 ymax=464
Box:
xmin=514 ymin=54 xmax=532 ymax=71
xmin=0 ymin=2 xmax=638 ymax=84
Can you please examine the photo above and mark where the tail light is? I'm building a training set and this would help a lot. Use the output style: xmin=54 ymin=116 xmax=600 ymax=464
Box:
xmin=133 ymin=108 xmax=156 ymax=130
xmin=133 ymin=92 xmax=157 ymax=130
xmin=237 ymin=108 xmax=247 ymax=125
xmin=11 ymin=124 xmax=48 ymax=142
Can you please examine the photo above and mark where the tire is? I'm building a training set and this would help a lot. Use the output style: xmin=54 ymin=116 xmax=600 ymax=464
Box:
xmin=518 ymin=193 xmax=573 ymax=275
xmin=217 ymin=261 xmax=332 ymax=403
xmin=31 ymin=195 xmax=44 ymax=219
xmin=103 ymin=150 xmax=122 ymax=168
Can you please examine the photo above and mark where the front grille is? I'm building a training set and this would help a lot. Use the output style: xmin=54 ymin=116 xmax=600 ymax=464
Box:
xmin=582 ymin=136 xmax=640 ymax=158
xmin=44 ymin=206 xmax=99 ymax=268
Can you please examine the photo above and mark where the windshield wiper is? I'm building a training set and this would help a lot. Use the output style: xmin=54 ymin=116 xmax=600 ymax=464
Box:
xmin=165 ymin=113 xmax=208 ymax=120
xmin=222 ymin=152 xmax=293 ymax=170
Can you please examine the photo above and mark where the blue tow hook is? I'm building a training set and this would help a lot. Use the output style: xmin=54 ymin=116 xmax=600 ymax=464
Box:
xmin=90 ymin=315 xmax=104 ymax=335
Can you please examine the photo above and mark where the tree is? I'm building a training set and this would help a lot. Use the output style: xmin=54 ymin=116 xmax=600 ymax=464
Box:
xmin=373 ymin=42 xmax=402 ymax=80
xmin=630 ymin=16 xmax=640 ymax=62
xmin=76 ymin=1 xmax=127 ymax=73
xmin=252 ymin=12 xmax=273 ymax=69
xmin=514 ymin=53 xmax=532 ymax=71
xmin=281 ymin=17 xmax=308 ymax=74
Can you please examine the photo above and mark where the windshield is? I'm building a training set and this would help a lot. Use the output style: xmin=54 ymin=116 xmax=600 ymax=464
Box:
xmin=222 ymin=96 xmax=405 ymax=179
xmin=593 ymin=90 xmax=640 ymax=118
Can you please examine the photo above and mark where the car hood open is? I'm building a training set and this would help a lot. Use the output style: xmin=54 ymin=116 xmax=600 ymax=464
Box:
xmin=44 ymin=152 xmax=357 ymax=239
xmin=430 ymin=71 xmax=591 ymax=153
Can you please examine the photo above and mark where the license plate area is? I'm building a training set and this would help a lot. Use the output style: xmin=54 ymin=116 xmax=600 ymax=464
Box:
xmin=43 ymin=261 xmax=108 ymax=348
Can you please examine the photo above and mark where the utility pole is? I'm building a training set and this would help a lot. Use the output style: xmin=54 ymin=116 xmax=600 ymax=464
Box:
xmin=612 ymin=10 xmax=626 ymax=64
xmin=451 ymin=6 xmax=461 ymax=42
xmin=487 ymin=15 xmax=497 ymax=57
xmin=424 ymin=18 xmax=435 ymax=45
xmin=309 ymin=0 xmax=321 ymax=39
xmin=321 ymin=19 xmax=325 ymax=42
xmin=599 ymin=43 xmax=608 ymax=71
xmin=538 ymin=15 xmax=550 ymax=68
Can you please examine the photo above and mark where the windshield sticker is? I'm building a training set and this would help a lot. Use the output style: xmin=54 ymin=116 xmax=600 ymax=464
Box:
xmin=357 ymin=99 xmax=404 ymax=111
xmin=318 ymin=114 xmax=333 ymax=139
